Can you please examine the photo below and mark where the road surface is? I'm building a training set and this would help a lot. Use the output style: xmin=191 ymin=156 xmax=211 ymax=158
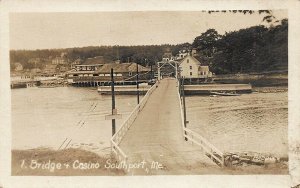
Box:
xmin=120 ymin=78 xmax=218 ymax=175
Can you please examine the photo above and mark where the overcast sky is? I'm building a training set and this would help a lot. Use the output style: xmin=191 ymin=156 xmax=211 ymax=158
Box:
xmin=9 ymin=10 xmax=287 ymax=50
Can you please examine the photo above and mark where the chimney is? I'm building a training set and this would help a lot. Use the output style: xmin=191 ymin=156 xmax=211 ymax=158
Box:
xmin=191 ymin=48 xmax=197 ymax=57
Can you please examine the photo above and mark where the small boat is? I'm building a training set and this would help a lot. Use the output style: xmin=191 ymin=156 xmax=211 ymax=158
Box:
xmin=210 ymin=91 xmax=241 ymax=96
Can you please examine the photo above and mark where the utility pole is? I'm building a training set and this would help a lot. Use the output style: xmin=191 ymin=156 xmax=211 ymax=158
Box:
xmin=111 ymin=68 xmax=116 ymax=136
xmin=136 ymin=62 xmax=140 ymax=104
xmin=181 ymin=77 xmax=188 ymax=141
xmin=150 ymin=63 xmax=153 ymax=80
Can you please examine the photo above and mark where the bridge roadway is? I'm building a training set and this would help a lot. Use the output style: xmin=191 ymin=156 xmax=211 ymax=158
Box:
xmin=119 ymin=78 xmax=218 ymax=175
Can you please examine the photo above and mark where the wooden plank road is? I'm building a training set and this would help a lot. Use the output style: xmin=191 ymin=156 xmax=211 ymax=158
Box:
xmin=119 ymin=78 xmax=218 ymax=175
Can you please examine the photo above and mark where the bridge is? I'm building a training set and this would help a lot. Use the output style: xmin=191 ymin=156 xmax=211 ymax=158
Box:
xmin=111 ymin=78 xmax=225 ymax=175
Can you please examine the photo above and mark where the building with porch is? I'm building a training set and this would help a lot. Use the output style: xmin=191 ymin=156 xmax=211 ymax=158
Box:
xmin=67 ymin=58 xmax=151 ymax=86
xmin=179 ymin=54 xmax=212 ymax=79
xmin=73 ymin=56 xmax=109 ymax=71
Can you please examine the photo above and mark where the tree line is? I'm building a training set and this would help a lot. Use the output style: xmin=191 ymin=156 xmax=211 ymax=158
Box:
xmin=10 ymin=18 xmax=287 ymax=75
xmin=193 ymin=19 xmax=288 ymax=74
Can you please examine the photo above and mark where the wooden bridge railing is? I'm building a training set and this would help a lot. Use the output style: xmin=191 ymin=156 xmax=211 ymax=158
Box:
xmin=177 ymin=80 xmax=225 ymax=167
xmin=111 ymin=82 xmax=158 ymax=162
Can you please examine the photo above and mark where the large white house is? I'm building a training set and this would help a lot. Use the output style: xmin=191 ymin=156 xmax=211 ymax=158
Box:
xmin=179 ymin=54 xmax=212 ymax=79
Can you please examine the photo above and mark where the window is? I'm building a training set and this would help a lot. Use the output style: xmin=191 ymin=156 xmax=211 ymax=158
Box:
xmin=187 ymin=59 xmax=189 ymax=63
xmin=129 ymin=72 xmax=132 ymax=76
xmin=190 ymin=72 xmax=192 ymax=76
xmin=190 ymin=66 xmax=192 ymax=70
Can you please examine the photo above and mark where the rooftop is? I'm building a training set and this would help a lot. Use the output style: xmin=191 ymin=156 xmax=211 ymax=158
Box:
xmin=82 ymin=56 xmax=112 ymax=65
xmin=96 ymin=62 xmax=150 ymax=73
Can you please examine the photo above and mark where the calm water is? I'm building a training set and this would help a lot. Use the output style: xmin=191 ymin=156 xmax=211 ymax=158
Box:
xmin=186 ymin=90 xmax=288 ymax=157
xmin=12 ymin=87 xmax=288 ymax=157
xmin=12 ymin=87 xmax=137 ymax=154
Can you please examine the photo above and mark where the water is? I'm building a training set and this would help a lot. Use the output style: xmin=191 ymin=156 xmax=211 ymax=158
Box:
xmin=12 ymin=86 xmax=288 ymax=157
xmin=186 ymin=90 xmax=288 ymax=157
xmin=12 ymin=87 xmax=137 ymax=154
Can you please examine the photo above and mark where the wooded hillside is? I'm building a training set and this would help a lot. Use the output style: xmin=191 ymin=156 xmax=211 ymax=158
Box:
xmin=10 ymin=19 xmax=287 ymax=75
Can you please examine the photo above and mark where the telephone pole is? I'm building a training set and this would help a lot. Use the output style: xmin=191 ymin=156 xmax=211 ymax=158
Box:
xmin=181 ymin=77 xmax=188 ymax=141
xmin=111 ymin=68 xmax=116 ymax=136
xmin=136 ymin=62 xmax=140 ymax=104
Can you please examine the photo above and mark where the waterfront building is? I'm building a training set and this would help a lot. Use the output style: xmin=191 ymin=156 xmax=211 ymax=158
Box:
xmin=42 ymin=64 xmax=58 ymax=76
xmin=74 ymin=56 xmax=109 ymax=72
xmin=71 ymin=58 xmax=83 ymax=69
xmin=96 ymin=62 xmax=150 ymax=81
xmin=67 ymin=61 xmax=151 ymax=86
xmin=179 ymin=54 xmax=212 ymax=79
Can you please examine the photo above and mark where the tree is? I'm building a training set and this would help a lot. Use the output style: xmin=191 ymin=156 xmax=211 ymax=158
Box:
xmin=192 ymin=29 xmax=221 ymax=58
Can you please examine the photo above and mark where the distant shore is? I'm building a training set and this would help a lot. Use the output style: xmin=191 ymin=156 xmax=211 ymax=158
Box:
xmin=213 ymin=72 xmax=288 ymax=87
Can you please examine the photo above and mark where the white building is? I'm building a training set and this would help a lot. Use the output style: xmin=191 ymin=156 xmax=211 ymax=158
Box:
xmin=14 ymin=62 xmax=23 ymax=72
xmin=175 ymin=49 xmax=189 ymax=60
xmin=52 ymin=57 xmax=68 ymax=65
xmin=179 ymin=54 xmax=212 ymax=79
xmin=162 ymin=52 xmax=175 ymax=62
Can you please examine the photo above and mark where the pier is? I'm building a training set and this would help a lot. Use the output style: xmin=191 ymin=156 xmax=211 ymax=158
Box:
xmin=111 ymin=78 xmax=224 ymax=175
xmin=184 ymin=84 xmax=252 ymax=95
xmin=98 ymin=84 xmax=151 ymax=95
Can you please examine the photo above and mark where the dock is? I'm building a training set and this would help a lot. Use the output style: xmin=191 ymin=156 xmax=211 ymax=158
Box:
xmin=184 ymin=84 xmax=252 ymax=95
xmin=98 ymin=84 xmax=151 ymax=95
xmin=98 ymin=83 xmax=252 ymax=95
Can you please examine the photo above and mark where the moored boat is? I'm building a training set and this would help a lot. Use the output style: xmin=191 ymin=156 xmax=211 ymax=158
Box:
xmin=209 ymin=91 xmax=241 ymax=96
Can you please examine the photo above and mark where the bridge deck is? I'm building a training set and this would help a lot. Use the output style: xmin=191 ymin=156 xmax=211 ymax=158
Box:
xmin=119 ymin=78 xmax=217 ymax=175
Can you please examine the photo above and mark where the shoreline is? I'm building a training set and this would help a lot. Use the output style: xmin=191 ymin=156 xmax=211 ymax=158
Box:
xmin=213 ymin=72 xmax=288 ymax=87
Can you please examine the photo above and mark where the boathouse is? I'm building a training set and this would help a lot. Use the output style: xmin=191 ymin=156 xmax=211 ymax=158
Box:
xmin=67 ymin=60 xmax=151 ymax=87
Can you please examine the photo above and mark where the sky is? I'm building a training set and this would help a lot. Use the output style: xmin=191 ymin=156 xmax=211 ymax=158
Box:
xmin=9 ymin=10 xmax=287 ymax=50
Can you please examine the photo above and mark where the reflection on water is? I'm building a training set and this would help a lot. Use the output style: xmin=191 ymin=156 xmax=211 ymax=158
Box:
xmin=186 ymin=90 xmax=288 ymax=157
xmin=12 ymin=87 xmax=137 ymax=154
